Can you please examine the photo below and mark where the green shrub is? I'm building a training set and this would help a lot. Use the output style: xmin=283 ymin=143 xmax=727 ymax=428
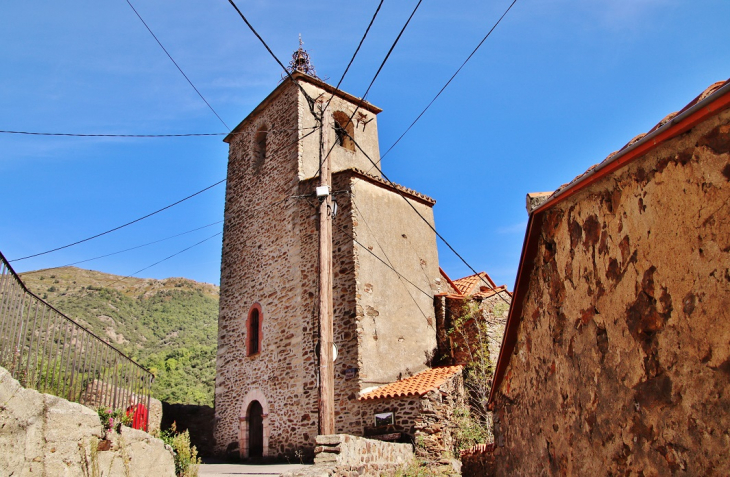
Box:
xmin=160 ymin=422 xmax=201 ymax=477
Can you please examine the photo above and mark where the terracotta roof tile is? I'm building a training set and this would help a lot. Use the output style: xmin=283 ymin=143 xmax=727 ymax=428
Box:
xmin=543 ymin=79 xmax=730 ymax=206
xmin=451 ymin=272 xmax=497 ymax=295
xmin=359 ymin=366 xmax=463 ymax=400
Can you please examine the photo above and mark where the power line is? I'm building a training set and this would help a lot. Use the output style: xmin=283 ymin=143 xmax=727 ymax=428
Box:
xmin=225 ymin=0 xmax=319 ymax=117
xmin=318 ymin=0 xmax=423 ymax=178
xmin=10 ymin=125 xmax=320 ymax=263
xmin=62 ymin=220 xmax=223 ymax=267
xmin=0 ymin=126 xmax=317 ymax=138
xmin=321 ymin=0 xmax=385 ymax=116
xmin=104 ymin=231 xmax=222 ymax=287
xmin=0 ymin=130 xmax=225 ymax=138
xmin=344 ymin=129 xmax=511 ymax=306
xmin=10 ymin=179 xmax=225 ymax=262
xmin=125 ymin=0 xmax=230 ymax=130
xmin=369 ymin=0 xmax=519 ymax=173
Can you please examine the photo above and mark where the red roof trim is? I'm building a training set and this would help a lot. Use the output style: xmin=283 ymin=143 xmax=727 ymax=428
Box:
xmin=488 ymin=80 xmax=730 ymax=406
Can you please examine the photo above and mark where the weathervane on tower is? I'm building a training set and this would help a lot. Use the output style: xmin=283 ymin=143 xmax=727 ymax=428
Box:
xmin=286 ymin=34 xmax=319 ymax=79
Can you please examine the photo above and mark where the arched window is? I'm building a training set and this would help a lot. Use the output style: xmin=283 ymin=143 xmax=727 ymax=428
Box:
xmin=247 ymin=304 xmax=262 ymax=356
xmin=332 ymin=111 xmax=354 ymax=152
xmin=253 ymin=125 xmax=268 ymax=171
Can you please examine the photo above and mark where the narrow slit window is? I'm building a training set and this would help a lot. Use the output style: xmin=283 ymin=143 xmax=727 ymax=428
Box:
xmin=247 ymin=305 xmax=262 ymax=356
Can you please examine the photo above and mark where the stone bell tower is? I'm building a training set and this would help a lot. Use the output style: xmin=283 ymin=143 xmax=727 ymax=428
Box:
xmin=214 ymin=42 xmax=442 ymax=460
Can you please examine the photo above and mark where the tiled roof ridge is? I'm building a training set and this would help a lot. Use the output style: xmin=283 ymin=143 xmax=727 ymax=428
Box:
xmin=451 ymin=271 xmax=497 ymax=295
xmin=544 ymin=79 xmax=730 ymax=206
xmin=347 ymin=168 xmax=436 ymax=205
xmin=359 ymin=365 xmax=463 ymax=401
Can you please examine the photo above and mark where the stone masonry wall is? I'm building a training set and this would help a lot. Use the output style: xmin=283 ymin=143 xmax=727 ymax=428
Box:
xmin=216 ymin=79 xmax=318 ymax=458
xmin=491 ymin=108 xmax=730 ymax=474
xmin=359 ymin=371 xmax=465 ymax=461
xmin=0 ymin=366 xmax=174 ymax=476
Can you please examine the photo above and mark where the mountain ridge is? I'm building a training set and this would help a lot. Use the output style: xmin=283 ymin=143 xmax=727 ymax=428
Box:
xmin=20 ymin=266 xmax=219 ymax=406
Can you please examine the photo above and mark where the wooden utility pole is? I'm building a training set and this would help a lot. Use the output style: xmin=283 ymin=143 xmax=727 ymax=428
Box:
xmin=317 ymin=105 xmax=335 ymax=436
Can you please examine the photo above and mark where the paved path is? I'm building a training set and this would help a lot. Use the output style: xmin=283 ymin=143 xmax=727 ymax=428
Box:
xmin=198 ymin=462 xmax=309 ymax=476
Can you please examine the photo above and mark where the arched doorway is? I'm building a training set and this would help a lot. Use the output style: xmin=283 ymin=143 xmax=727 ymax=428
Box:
xmin=248 ymin=401 xmax=264 ymax=458
xmin=239 ymin=389 xmax=269 ymax=459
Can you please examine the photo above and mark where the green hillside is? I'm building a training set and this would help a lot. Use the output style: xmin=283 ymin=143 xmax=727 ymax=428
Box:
xmin=20 ymin=267 xmax=219 ymax=407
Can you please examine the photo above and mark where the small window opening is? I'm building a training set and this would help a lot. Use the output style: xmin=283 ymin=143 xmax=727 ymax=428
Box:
xmin=332 ymin=111 xmax=355 ymax=152
xmin=247 ymin=305 xmax=262 ymax=356
xmin=253 ymin=126 xmax=268 ymax=170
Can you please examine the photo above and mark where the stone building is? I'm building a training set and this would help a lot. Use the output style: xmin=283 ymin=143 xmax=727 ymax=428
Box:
xmin=487 ymin=79 xmax=730 ymax=475
xmin=214 ymin=48 xmax=454 ymax=459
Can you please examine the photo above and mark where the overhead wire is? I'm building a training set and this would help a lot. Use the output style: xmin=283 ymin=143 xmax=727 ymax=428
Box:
xmin=0 ymin=126 xmax=317 ymax=138
xmin=61 ymin=220 xmax=223 ymax=268
xmin=348 ymin=196 xmax=434 ymax=321
xmin=103 ymin=231 xmax=222 ymax=287
xmin=10 ymin=125 xmax=321 ymax=263
xmin=225 ymin=0 xmax=319 ymax=117
xmin=343 ymin=129 xmax=512 ymax=306
xmin=368 ymin=0 xmax=519 ymax=174
xmin=317 ymin=0 xmax=423 ymax=178
xmin=321 ymin=0 xmax=385 ymax=116
xmin=125 ymin=0 xmax=230 ymax=130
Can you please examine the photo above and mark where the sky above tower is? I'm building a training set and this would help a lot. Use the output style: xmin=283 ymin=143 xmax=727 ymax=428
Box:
xmin=1 ymin=0 xmax=728 ymax=288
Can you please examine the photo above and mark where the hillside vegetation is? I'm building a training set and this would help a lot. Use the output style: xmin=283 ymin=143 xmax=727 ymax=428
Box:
xmin=20 ymin=267 xmax=218 ymax=406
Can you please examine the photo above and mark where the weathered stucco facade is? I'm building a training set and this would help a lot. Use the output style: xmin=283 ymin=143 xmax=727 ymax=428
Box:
xmin=215 ymin=72 xmax=444 ymax=459
xmin=490 ymin=82 xmax=730 ymax=475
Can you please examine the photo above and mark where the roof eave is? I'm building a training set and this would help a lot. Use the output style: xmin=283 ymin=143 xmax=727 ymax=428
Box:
xmin=488 ymin=80 xmax=730 ymax=407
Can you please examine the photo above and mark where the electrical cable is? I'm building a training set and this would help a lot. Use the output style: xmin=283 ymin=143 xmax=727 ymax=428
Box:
xmin=0 ymin=130 xmax=225 ymax=138
xmin=10 ymin=180 xmax=225 ymax=262
xmin=125 ymin=0 xmax=230 ymax=130
xmin=225 ymin=0 xmax=319 ymax=117
xmin=10 ymin=125 xmax=320 ymax=263
xmin=368 ymin=0 xmax=519 ymax=174
xmin=317 ymin=0 xmax=423 ymax=178
xmin=321 ymin=0 xmax=385 ymax=116
xmin=0 ymin=126 xmax=317 ymax=138
xmin=62 ymin=220 xmax=223 ymax=267
xmin=344 ymin=129 xmax=512 ymax=306
xmin=104 ymin=231 xmax=222 ymax=287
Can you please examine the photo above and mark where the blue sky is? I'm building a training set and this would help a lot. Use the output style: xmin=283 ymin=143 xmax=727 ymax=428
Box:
xmin=1 ymin=0 xmax=728 ymax=288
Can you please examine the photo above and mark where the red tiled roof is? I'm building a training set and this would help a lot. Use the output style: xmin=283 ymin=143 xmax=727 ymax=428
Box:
xmin=359 ymin=366 xmax=463 ymax=400
xmin=439 ymin=268 xmax=461 ymax=295
xmin=540 ymin=80 xmax=730 ymax=210
xmin=452 ymin=272 xmax=497 ymax=295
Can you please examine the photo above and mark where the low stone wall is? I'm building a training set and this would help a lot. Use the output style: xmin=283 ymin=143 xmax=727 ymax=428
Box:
xmin=161 ymin=402 xmax=216 ymax=456
xmin=282 ymin=434 xmax=414 ymax=477
xmin=461 ymin=444 xmax=496 ymax=477
xmin=0 ymin=366 xmax=174 ymax=476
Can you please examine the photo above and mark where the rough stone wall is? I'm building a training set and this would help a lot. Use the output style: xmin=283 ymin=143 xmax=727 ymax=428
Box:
xmin=217 ymin=75 xmax=442 ymax=459
xmin=360 ymin=397 xmax=421 ymax=439
xmin=440 ymin=293 xmax=510 ymax=368
xmin=460 ymin=444 xmax=497 ymax=477
xmin=492 ymin=109 xmax=730 ymax=474
xmin=359 ymin=371 xmax=465 ymax=461
xmin=216 ymin=79 xmax=317 ymax=458
xmin=0 ymin=366 xmax=174 ymax=476
xmin=304 ymin=434 xmax=413 ymax=477
xmin=413 ymin=372 xmax=464 ymax=460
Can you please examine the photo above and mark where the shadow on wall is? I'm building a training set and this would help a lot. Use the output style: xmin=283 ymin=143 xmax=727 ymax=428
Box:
xmin=161 ymin=402 xmax=216 ymax=457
